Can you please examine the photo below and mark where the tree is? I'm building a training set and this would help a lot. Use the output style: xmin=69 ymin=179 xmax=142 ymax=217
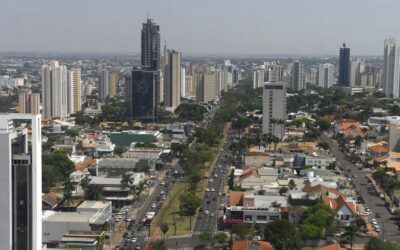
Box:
xmin=152 ymin=239 xmax=167 ymax=250
xmin=342 ymin=225 xmax=358 ymax=250
xmin=365 ymin=237 xmax=400 ymax=250
xmin=179 ymin=192 xmax=202 ymax=229
xmin=160 ymin=223 xmax=169 ymax=238
xmin=114 ymin=145 xmax=126 ymax=156
xmin=317 ymin=118 xmax=331 ymax=131
xmin=279 ymin=186 xmax=289 ymax=196
xmin=62 ymin=177 xmax=75 ymax=211
xmin=299 ymin=224 xmax=321 ymax=239
xmin=85 ymin=184 xmax=104 ymax=200
xmin=175 ymin=103 xmax=208 ymax=122
xmin=80 ymin=175 xmax=91 ymax=196
xmin=199 ymin=231 xmax=213 ymax=245
xmin=317 ymin=141 xmax=330 ymax=150
xmin=215 ymin=232 xmax=228 ymax=245
xmin=264 ymin=220 xmax=301 ymax=250
xmin=232 ymin=223 xmax=253 ymax=240
xmin=288 ymin=179 xmax=296 ymax=190
xmin=43 ymin=150 xmax=75 ymax=179
xmin=65 ymin=128 xmax=79 ymax=137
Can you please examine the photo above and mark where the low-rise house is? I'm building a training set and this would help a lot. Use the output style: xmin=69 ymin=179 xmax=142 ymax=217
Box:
xmin=232 ymin=240 xmax=273 ymax=250
xmin=368 ymin=143 xmax=388 ymax=159
xmin=42 ymin=192 xmax=62 ymax=210
xmin=235 ymin=167 xmax=278 ymax=189
xmin=322 ymin=194 xmax=356 ymax=227
xmin=317 ymin=243 xmax=341 ymax=250
xmin=225 ymin=191 xmax=286 ymax=225
xmin=305 ymin=154 xmax=336 ymax=169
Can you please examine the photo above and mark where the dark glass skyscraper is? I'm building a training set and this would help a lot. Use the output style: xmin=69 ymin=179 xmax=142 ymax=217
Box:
xmin=126 ymin=18 xmax=161 ymax=121
xmin=125 ymin=69 xmax=159 ymax=121
xmin=141 ymin=18 xmax=160 ymax=71
xmin=338 ymin=43 xmax=351 ymax=87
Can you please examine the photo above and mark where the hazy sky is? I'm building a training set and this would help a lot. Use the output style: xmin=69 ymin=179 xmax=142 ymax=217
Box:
xmin=1 ymin=0 xmax=399 ymax=55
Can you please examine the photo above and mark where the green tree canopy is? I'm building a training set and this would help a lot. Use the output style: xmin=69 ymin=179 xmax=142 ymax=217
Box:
xmin=263 ymin=219 xmax=301 ymax=250
xmin=175 ymin=103 xmax=208 ymax=122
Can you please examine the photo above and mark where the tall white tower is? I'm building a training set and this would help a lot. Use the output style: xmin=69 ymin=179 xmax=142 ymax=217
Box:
xmin=262 ymin=81 xmax=287 ymax=138
xmin=383 ymin=38 xmax=400 ymax=98
xmin=42 ymin=61 xmax=68 ymax=119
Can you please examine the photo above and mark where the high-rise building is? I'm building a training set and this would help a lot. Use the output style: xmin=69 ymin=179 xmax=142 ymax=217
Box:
xmin=262 ymin=81 xmax=287 ymax=138
xmin=163 ymin=48 xmax=181 ymax=110
xmin=42 ymin=61 xmax=68 ymax=119
xmin=350 ymin=58 xmax=362 ymax=86
xmin=180 ymin=67 xmax=186 ymax=97
xmin=185 ymin=75 xmax=195 ymax=97
xmin=338 ymin=43 xmax=351 ymax=87
xmin=318 ymin=63 xmax=334 ymax=88
xmin=0 ymin=113 xmax=42 ymax=250
xmin=18 ymin=91 xmax=40 ymax=114
xmin=67 ymin=68 xmax=81 ymax=114
xmin=309 ymin=67 xmax=318 ymax=86
xmin=141 ymin=18 xmax=161 ymax=71
xmin=290 ymin=60 xmax=305 ymax=91
xmin=252 ymin=70 xmax=265 ymax=89
xmin=125 ymin=69 xmax=159 ymax=120
xmin=383 ymin=38 xmax=400 ymax=98
xmin=109 ymin=72 xmax=117 ymax=97
xmin=100 ymin=70 xmax=118 ymax=99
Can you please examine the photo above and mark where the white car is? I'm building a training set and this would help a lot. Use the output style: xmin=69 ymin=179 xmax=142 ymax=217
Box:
xmin=206 ymin=188 xmax=210 ymax=192
xmin=204 ymin=210 xmax=209 ymax=215
xmin=210 ymin=212 xmax=215 ymax=217
xmin=214 ymin=174 xmax=218 ymax=178
xmin=211 ymin=188 xmax=215 ymax=192
xmin=131 ymin=238 xmax=137 ymax=243
xmin=162 ymin=196 xmax=166 ymax=200
xmin=209 ymin=179 xmax=214 ymax=183
xmin=151 ymin=203 xmax=156 ymax=209
xmin=161 ymin=181 xmax=165 ymax=185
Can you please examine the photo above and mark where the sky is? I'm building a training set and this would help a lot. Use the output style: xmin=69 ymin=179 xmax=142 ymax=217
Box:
xmin=1 ymin=0 xmax=399 ymax=56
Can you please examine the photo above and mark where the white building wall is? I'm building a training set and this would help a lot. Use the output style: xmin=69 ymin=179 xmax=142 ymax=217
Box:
xmin=262 ymin=82 xmax=287 ymax=138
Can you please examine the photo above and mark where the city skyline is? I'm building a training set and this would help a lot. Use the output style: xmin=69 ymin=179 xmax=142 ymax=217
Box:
xmin=1 ymin=0 xmax=400 ymax=56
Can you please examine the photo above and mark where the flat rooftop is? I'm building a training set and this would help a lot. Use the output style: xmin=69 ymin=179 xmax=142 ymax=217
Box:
xmin=78 ymin=200 xmax=109 ymax=210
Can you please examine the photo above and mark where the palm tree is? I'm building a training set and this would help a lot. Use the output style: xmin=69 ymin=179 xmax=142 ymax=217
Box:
xmin=86 ymin=184 xmax=104 ymax=200
xmin=354 ymin=135 xmax=363 ymax=153
xmin=361 ymin=126 xmax=369 ymax=140
xmin=272 ymin=135 xmax=280 ymax=151
xmin=80 ymin=175 xmax=90 ymax=197
xmin=270 ymin=118 xmax=277 ymax=136
xmin=121 ymin=173 xmax=135 ymax=207
xmin=341 ymin=225 xmax=358 ymax=250
xmin=62 ymin=177 xmax=75 ymax=211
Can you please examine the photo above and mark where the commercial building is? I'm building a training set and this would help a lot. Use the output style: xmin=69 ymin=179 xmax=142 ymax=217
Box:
xmin=18 ymin=90 xmax=40 ymax=114
xmin=125 ymin=69 xmax=160 ymax=121
xmin=338 ymin=43 xmax=351 ymax=87
xmin=389 ymin=122 xmax=400 ymax=152
xmin=290 ymin=61 xmax=304 ymax=91
xmin=383 ymin=38 xmax=400 ymax=98
xmin=141 ymin=18 xmax=160 ymax=71
xmin=0 ymin=113 xmax=42 ymax=250
xmin=262 ymin=81 xmax=287 ymax=138
xmin=253 ymin=70 xmax=265 ymax=89
xmin=318 ymin=63 xmax=334 ymax=88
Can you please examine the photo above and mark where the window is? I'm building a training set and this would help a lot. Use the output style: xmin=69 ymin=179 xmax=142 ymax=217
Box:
xmin=256 ymin=215 xmax=267 ymax=221
xmin=269 ymin=215 xmax=279 ymax=221
xmin=244 ymin=215 xmax=252 ymax=221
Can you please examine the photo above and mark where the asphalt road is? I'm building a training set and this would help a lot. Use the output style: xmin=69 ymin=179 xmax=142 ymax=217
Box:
xmin=322 ymin=133 xmax=400 ymax=242
xmin=164 ymin=133 xmax=233 ymax=249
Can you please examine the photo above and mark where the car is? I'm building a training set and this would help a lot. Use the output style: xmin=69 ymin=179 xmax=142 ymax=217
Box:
xmin=218 ymin=165 xmax=222 ymax=168
xmin=352 ymin=174 xmax=357 ymax=178
xmin=162 ymin=196 xmax=166 ymax=200
xmin=204 ymin=210 xmax=209 ymax=215
xmin=219 ymin=170 xmax=223 ymax=173
xmin=213 ymin=196 xmax=217 ymax=201
xmin=211 ymin=188 xmax=215 ymax=192
xmin=161 ymin=181 xmax=165 ymax=185
xmin=199 ymin=207 xmax=203 ymax=212
xmin=206 ymin=188 xmax=210 ymax=192
xmin=131 ymin=238 xmax=137 ymax=243
xmin=214 ymin=174 xmax=218 ymax=178
xmin=376 ymin=213 xmax=381 ymax=218
xmin=151 ymin=203 xmax=156 ymax=209
xmin=209 ymin=179 xmax=214 ymax=183
xmin=160 ymin=190 xmax=165 ymax=195
xmin=206 ymin=199 xmax=211 ymax=204
xmin=210 ymin=212 xmax=215 ymax=217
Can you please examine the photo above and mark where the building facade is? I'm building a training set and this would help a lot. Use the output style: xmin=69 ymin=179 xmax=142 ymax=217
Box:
xmin=318 ymin=63 xmax=334 ymax=88
xmin=0 ymin=113 xmax=42 ymax=250
xmin=338 ymin=43 xmax=351 ymax=87
xmin=67 ymin=68 xmax=81 ymax=114
xmin=18 ymin=90 xmax=40 ymax=114
xmin=290 ymin=61 xmax=304 ymax=91
xmin=262 ymin=81 xmax=287 ymax=138
xmin=163 ymin=48 xmax=181 ymax=110
xmin=383 ymin=38 xmax=400 ymax=98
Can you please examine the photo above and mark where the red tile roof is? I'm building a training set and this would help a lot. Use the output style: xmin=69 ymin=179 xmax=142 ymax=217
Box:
xmin=74 ymin=158 xmax=96 ymax=171
xmin=229 ymin=191 xmax=244 ymax=207
xmin=42 ymin=192 xmax=61 ymax=207
xmin=232 ymin=240 xmax=273 ymax=250
xmin=317 ymin=243 xmax=341 ymax=250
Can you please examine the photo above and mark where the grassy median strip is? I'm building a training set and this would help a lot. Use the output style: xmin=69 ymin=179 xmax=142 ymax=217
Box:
xmin=151 ymin=180 xmax=206 ymax=236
